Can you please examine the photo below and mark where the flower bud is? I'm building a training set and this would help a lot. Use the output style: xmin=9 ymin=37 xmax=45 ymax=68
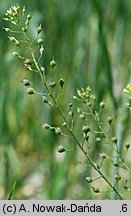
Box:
xmin=3 ymin=28 xmax=10 ymax=32
xmin=40 ymin=66 xmax=45 ymax=74
xmin=57 ymin=146 xmax=66 ymax=153
xmin=68 ymin=111 xmax=74 ymax=118
xmin=62 ymin=122 xmax=67 ymax=127
xmin=24 ymin=59 xmax=32 ymax=65
xmin=27 ymin=87 xmax=35 ymax=95
xmin=9 ymin=37 xmax=16 ymax=42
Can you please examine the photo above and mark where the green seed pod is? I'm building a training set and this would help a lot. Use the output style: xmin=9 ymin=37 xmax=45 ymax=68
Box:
xmin=83 ymin=133 xmax=89 ymax=142
xmin=4 ymin=28 xmax=10 ymax=32
xmin=59 ymin=78 xmax=64 ymax=89
xmin=68 ymin=111 xmax=74 ymax=118
xmin=111 ymin=137 xmax=117 ymax=144
xmin=55 ymin=127 xmax=62 ymax=135
xmin=113 ymin=162 xmax=119 ymax=167
xmin=37 ymin=24 xmax=42 ymax=34
xmin=92 ymin=187 xmax=100 ymax=193
xmin=108 ymin=116 xmax=113 ymax=125
xmin=24 ymin=59 xmax=32 ymax=65
xmin=79 ymin=114 xmax=85 ymax=119
xmin=50 ymin=59 xmax=56 ymax=69
xmin=86 ymin=177 xmax=92 ymax=183
xmin=23 ymin=79 xmax=30 ymax=86
xmin=12 ymin=51 xmax=19 ymax=57
xmin=82 ymin=125 xmax=90 ymax=134
xmin=100 ymin=153 xmax=107 ymax=159
xmin=42 ymin=96 xmax=48 ymax=104
xmin=27 ymin=14 xmax=32 ymax=20
xmin=37 ymin=38 xmax=43 ymax=44
xmin=61 ymin=122 xmax=67 ymax=127
xmin=57 ymin=146 xmax=66 ymax=153
xmin=40 ymin=66 xmax=45 ymax=74
xmin=49 ymin=81 xmax=56 ymax=88
xmin=9 ymin=37 xmax=16 ymax=42
xmin=115 ymin=173 xmax=121 ymax=182
xmin=100 ymin=101 xmax=105 ymax=109
xmin=95 ymin=137 xmax=101 ymax=143
xmin=42 ymin=123 xmax=50 ymax=129
xmin=125 ymin=143 xmax=130 ymax=149
xmin=27 ymin=87 xmax=35 ymax=95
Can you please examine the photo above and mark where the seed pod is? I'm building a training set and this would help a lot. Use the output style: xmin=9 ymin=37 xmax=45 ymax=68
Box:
xmin=61 ymin=122 xmax=67 ymax=127
xmin=111 ymin=137 xmax=117 ymax=144
xmin=49 ymin=81 xmax=56 ymax=88
xmin=108 ymin=116 xmax=113 ymax=125
xmin=27 ymin=87 xmax=35 ymax=95
xmin=92 ymin=187 xmax=100 ymax=193
xmin=27 ymin=14 xmax=31 ymax=20
xmin=55 ymin=127 xmax=62 ymax=135
xmin=115 ymin=173 xmax=121 ymax=182
xmin=82 ymin=125 xmax=90 ymax=134
xmin=9 ymin=37 xmax=16 ymax=42
xmin=23 ymin=79 xmax=30 ymax=86
xmin=86 ymin=177 xmax=92 ymax=183
xmin=100 ymin=101 xmax=105 ymax=109
xmin=57 ymin=146 xmax=66 ymax=153
xmin=95 ymin=137 xmax=101 ymax=143
xmin=40 ymin=66 xmax=45 ymax=74
xmin=113 ymin=162 xmax=119 ymax=167
xmin=4 ymin=28 xmax=10 ymax=32
xmin=42 ymin=123 xmax=50 ymax=129
xmin=59 ymin=78 xmax=64 ymax=89
xmin=79 ymin=114 xmax=85 ymax=119
xmin=37 ymin=38 xmax=43 ymax=44
xmin=12 ymin=51 xmax=19 ymax=57
xmin=68 ymin=110 xmax=74 ymax=118
xmin=50 ymin=59 xmax=56 ymax=69
xmin=42 ymin=96 xmax=48 ymax=104
xmin=125 ymin=143 xmax=130 ymax=149
xmin=15 ymin=40 xmax=20 ymax=46
xmin=24 ymin=59 xmax=32 ymax=65
xmin=83 ymin=133 xmax=89 ymax=142
xmin=99 ymin=153 xmax=107 ymax=159
xmin=37 ymin=24 xmax=42 ymax=34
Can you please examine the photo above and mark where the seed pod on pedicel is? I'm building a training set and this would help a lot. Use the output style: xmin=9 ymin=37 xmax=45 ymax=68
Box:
xmin=82 ymin=125 xmax=90 ymax=134
xmin=37 ymin=24 xmax=42 ymax=34
xmin=27 ymin=87 xmax=35 ymax=95
xmin=86 ymin=177 xmax=93 ymax=183
xmin=50 ymin=58 xmax=56 ymax=69
xmin=57 ymin=146 xmax=66 ymax=153
xmin=42 ymin=123 xmax=50 ymax=129
xmin=108 ymin=116 xmax=112 ymax=125
xmin=55 ymin=127 xmax=62 ymax=135
xmin=92 ymin=187 xmax=100 ymax=193
xmin=49 ymin=81 xmax=56 ymax=88
xmin=37 ymin=38 xmax=43 ymax=45
xmin=59 ymin=79 xmax=64 ymax=89
xmin=22 ymin=79 xmax=30 ymax=86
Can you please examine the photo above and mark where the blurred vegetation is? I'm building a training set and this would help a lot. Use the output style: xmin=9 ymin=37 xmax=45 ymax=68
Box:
xmin=0 ymin=0 xmax=131 ymax=199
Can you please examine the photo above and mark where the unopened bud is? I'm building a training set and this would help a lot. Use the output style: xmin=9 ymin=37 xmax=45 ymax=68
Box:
xmin=55 ymin=127 xmax=62 ymax=135
xmin=42 ymin=123 xmax=50 ymax=129
xmin=82 ymin=125 xmax=90 ymax=134
xmin=108 ymin=116 xmax=113 ymax=125
xmin=27 ymin=14 xmax=31 ymax=20
xmin=49 ymin=81 xmax=56 ymax=88
xmin=37 ymin=38 xmax=43 ymax=44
